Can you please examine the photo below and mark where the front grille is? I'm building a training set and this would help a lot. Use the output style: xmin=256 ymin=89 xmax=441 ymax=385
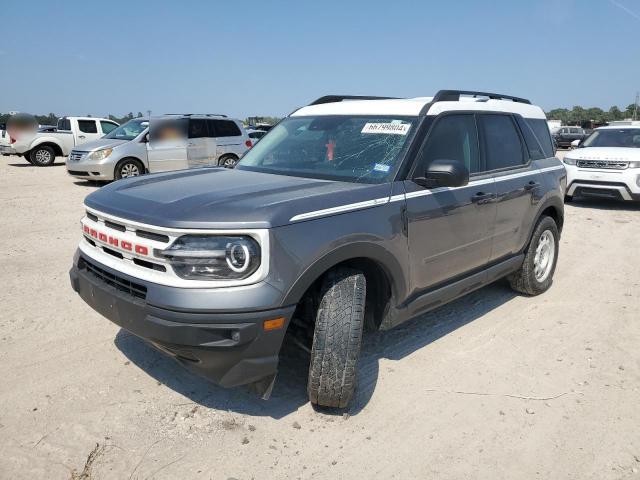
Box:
xmin=68 ymin=170 xmax=89 ymax=176
xmin=136 ymin=229 xmax=170 ymax=243
xmin=104 ymin=220 xmax=126 ymax=232
xmin=69 ymin=151 xmax=84 ymax=162
xmin=577 ymin=159 xmax=628 ymax=170
xmin=80 ymin=257 xmax=147 ymax=300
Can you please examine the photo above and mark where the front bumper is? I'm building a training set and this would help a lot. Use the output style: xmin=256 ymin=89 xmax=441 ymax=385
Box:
xmin=66 ymin=157 xmax=116 ymax=181
xmin=69 ymin=252 xmax=295 ymax=390
xmin=565 ymin=164 xmax=640 ymax=201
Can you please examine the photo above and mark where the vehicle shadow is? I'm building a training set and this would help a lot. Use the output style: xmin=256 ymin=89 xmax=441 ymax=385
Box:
xmin=114 ymin=280 xmax=518 ymax=419
xmin=8 ymin=162 xmax=66 ymax=167
xmin=72 ymin=180 xmax=105 ymax=188
xmin=567 ymin=197 xmax=640 ymax=211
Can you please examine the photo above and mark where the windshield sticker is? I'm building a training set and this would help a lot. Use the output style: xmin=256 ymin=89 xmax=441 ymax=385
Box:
xmin=373 ymin=163 xmax=391 ymax=173
xmin=361 ymin=122 xmax=410 ymax=135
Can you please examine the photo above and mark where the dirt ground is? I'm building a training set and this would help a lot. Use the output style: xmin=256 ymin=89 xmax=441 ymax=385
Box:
xmin=1 ymin=152 xmax=639 ymax=480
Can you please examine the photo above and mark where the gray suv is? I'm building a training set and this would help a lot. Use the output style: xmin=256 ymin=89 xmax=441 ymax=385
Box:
xmin=70 ymin=90 xmax=566 ymax=409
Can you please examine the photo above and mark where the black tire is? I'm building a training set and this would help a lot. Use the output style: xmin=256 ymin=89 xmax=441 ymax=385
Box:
xmin=115 ymin=158 xmax=144 ymax=180
xmin=30 ymin=146 xmax=56 ymax=166
xmin=508 ymin=216 xmax=559 ymax=296
xmin=23 ymin=151 xmax=34 ymax=164
xmin=307 ymin=267 xmax=366 ymax=408
xmin=218 ymin=154 xmax=238 ymax=168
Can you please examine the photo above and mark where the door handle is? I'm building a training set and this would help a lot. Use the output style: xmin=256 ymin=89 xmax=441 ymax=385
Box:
xmin=471 ymin=192 xmax=493 ymax=203
xmin=524 ymin=181 xmax=540 ymax=191
xmin=78 ymin=135 xmax=86 ymax=139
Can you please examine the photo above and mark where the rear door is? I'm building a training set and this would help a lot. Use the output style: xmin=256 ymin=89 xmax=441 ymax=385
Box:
xmin=146 ymin=118 xmax=189 ymax=173
xmin=210 ymin=119 xmax=245 ymax=163
xmin=480 ymin=113 xmax=542 ymax=262
xmin=404 ymin=113 xmax=497 ymax=293
xmin=186 ymin=118 xmax=210 ymax=168
xmin=75 ymin=119 xmax=103 ymax=145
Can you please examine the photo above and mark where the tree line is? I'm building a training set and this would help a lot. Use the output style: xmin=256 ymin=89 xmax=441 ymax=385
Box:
xmin=546 ymin=104 xmax=638 ymax=125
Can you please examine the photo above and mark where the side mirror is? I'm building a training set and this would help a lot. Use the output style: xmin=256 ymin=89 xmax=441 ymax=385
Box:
xmin=415 ymin=159 xmax=469 ymax=188
xmin=142 ymin=133 xmax=149 ymax=143
xmin=571 ymin=139 xmax=581 ymax=149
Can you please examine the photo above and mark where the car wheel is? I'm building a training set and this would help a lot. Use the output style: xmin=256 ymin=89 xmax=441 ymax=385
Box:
xmin=219 ymin=155 xmax=238 ymax=168
xmin=307 ymin=267 xmax=366 ymax=409
xmin=23 ymin=151 xmax=34 ymax=164
xmin=115 ymin=159 xmax=144 ymax=180
xmin=508 ymin=216 xmax=559 ymax=296
xmin=30 ymin=146 xmax=56 ymax=166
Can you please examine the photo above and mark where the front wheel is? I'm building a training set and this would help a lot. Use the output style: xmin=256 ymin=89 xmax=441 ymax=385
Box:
xmin=307 ymin=267 xmax=366 ymax=409
xmin=115 ymin=158 xmax=144 ymax=180
xmin=30 ymin=146 xmax=56 ymax=166
xmin=508 ymin=216 xmax=559 ymax=296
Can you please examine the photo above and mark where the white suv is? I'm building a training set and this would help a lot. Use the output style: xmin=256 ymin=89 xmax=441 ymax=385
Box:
xmin=563 ymin=126 xmax=640 ymax=202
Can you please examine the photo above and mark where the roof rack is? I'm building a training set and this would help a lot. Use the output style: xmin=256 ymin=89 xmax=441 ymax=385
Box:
xmin=162 ymin=113 xmax=228 ymax=118
xmin=432 ymin=90 xmax=531 ymax=104
xmin=309 ymin=95 xmax=399 ymax=106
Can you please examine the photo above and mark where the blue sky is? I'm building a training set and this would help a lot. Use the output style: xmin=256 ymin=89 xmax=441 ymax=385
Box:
xmin=1 ymin=0 xmax=639 ymax=118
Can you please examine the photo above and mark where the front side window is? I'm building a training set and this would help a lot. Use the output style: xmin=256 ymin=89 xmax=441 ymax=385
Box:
xmin=104 ymin=119 xmax=148 ymax=141
xmin=78 ymin=120 xmax=98 ymax=134
xmin=481 ymin=114 xmax=525 ymax=170
xmin=100 ymin=121 xmax=118 ymax=134
xmin=582 ymin=129 xmax=640 ymax=148
xmin=420 ymin=114 xmax=479 ymax=173
xmin=237 ymin=115 xmax=416 ymax=183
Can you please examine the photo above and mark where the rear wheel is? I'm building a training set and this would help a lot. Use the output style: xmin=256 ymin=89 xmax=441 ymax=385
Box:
xmin=307 ymin=267 xmax=366 ymax=409
xmin=508 ymin=216 xmax=559 ymax=296
xmin=23 ymin=151 xmax=34 ymax=164
xmin=30 ymin=146 xmax=56 ymax=166
xmin=115 ymin=158 xmax=144 ymax=180
xmin=219 ymin=154 xmax=238 ymax=168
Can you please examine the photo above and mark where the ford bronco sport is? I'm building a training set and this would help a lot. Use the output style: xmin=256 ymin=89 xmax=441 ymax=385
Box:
xmin=70 ymin=90 xmax=566 ymax=408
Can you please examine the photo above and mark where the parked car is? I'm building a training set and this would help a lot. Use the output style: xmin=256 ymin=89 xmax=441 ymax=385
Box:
xmin=551 ymin=126 xmax=588 ymax=149
xmin=0 ymin=123 xmax=15 ymax=156
xmin=70 ymin=90 xmax=565 ymax=409
xmin=11 ymin=116 xmax=119 ymax=166
xmin=246 ymin=128 xmax=267 ymax=143
xmin=563 ymin=125 xmax=640 ymax=202
xmin=67 ymin=114 xmax=252 ymax=181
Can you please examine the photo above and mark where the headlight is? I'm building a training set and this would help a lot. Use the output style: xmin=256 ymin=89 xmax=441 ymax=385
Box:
xmin=563 ymin=157 xmax=576 ymax=165
xmin=88 ymin=148 xmax=113 ymax=161
xmin=155 ymin=235 xmax=261 ymax=280
xmin=628 ymin=161 xmax=640 ymax=169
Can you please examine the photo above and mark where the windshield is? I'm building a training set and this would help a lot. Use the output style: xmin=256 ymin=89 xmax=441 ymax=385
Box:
xmin=582 ymin=129 xmax=640 ymax=148
xmin=104 ymin=119 xmax=148 ymax=141
xmin=236 ymin=116 xmax=416 ymax=183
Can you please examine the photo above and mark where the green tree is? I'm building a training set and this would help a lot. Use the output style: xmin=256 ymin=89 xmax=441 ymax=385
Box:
xmin=608 ymin=106 xmax=623 ymax=121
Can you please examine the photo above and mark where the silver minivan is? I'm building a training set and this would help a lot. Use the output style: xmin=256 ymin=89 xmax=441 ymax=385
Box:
xmin=67 ymin=114 xmax=252 ymax=181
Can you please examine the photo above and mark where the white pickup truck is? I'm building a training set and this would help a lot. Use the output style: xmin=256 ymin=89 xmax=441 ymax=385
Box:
xmin=12 ymin=116 xmax=119 ymax=166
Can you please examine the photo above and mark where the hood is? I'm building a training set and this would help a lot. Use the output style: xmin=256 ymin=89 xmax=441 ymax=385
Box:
xmin=84 ymin=167 xmax=392 ymax=229
xmin=565 ymin=147 xmax=640 ymax=162
xmin=73 ymin=138 xmax=129 ymax=152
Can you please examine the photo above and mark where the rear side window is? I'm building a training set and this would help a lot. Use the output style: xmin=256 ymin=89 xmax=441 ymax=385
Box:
xmin=515 ymin=116 xmax=545 ymax=160
xmin=420 ymin=114 xmax=480 ymax=174
xmin=480 ymin=114 xmax=525 ymax=170
xmin=58 ymin=118 xmax=71 ymax=131
xmin=188 ymin=119 xmax=208 ymax=138
xmin=100 ymin=121 xmax=118 ymax=134
xmin=526 ymin=119 xmax=554 ymax=158
xmin=78 ymin=120 xmax=98 ymax=134
xmin=211 ymin=120 xmax=242 ymax=137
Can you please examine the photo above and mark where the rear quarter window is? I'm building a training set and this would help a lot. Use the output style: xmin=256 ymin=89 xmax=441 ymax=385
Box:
xmin=526 ymin=119 xmax=554 ymax=158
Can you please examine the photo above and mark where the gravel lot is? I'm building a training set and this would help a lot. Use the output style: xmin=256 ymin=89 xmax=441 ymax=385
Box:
xmin=1 ymin=152 xmax=639 ymax=479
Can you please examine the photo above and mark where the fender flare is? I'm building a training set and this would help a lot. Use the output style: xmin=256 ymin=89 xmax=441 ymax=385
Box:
xmin=523 ymin=195 xmax=564 ymax=252
xmin=29 ymin=137 xmax=64 ymax=156
xmin=281 ymin=241 xmax=407 ymax=306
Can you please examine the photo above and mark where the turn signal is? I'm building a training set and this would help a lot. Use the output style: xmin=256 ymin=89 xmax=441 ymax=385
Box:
xmin=263 ymin=317 xmax=285 ymax=331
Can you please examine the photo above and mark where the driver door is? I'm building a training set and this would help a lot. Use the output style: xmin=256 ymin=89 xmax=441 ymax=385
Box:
xmin=404 ymin=113 xmax=497 ymax=295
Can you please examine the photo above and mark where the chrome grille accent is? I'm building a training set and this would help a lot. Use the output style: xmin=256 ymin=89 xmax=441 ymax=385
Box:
xmin=69 ymin=151 xmax=84 ymax=162
xmin=576 ymin=160 xmax=628 ymax=170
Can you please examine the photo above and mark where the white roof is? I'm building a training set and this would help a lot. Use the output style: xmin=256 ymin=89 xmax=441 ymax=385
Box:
xmin=597 ymin=125 xmax=640 ymax=130
xmin=292 ymin=96 xmax=546 ymax=119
